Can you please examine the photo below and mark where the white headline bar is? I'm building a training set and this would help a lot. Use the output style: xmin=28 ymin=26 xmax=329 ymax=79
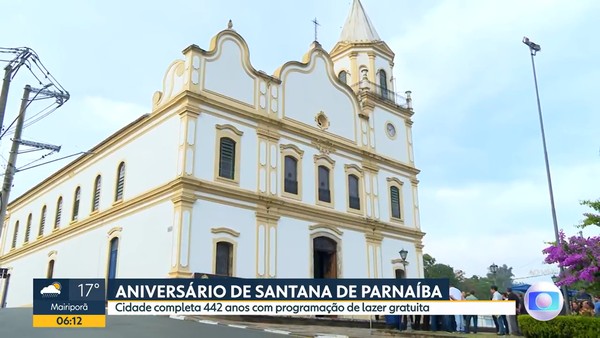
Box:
xmin=107 ymin=300 xmax=516 ymax=316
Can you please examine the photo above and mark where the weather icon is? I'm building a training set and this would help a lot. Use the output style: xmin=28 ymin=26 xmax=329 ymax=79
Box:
xmin=40 ymin=282 xmax=61 ymax=297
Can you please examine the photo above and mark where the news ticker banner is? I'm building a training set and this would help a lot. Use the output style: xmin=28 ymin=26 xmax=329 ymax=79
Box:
xmin=105 ymin=278 xmax=515 ymax=316
xmin=32 ymin=278 xmax=516 ymax=324
xmin=33 ymin=279 xmax=106 ymax=328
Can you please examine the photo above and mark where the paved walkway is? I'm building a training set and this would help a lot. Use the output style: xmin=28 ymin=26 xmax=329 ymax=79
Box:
xmin=184 ymin=316 xmax=498 ymax=338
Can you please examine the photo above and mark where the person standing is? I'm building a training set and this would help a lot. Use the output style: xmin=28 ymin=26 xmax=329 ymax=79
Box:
xmin=449 ymin=285 xmax=465 ymax=333
xmin=506 ymin=288 xmax=522 ymax=336
xmin=491 ymin=285 xmax=508 ymax=336
xmin=464 ymin=291 xmax=479 ymax=334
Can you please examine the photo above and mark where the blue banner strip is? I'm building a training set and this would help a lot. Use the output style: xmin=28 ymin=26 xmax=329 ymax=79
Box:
xmin=107 ymin=278 xmax=449 ymax=301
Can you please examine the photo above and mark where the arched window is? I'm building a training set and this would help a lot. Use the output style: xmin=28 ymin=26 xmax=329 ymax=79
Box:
xmin=24 ymin=214 xmax=32 ymax=243
xmin=378 ymin=70 xmax=388 ymax=99
xmin=11 ymin=221 xmax=19 ymax=249
xmin=390 ymin=186 xmax=401 ymax=219
xmin=47 ymin=260 xmax=55 ymax=279
xmin=72 ymin=187 xmax=81 ymax=221
xmin=107 ymin=237 xmax=119 ymax=279
xmin=92 ymin=175 xmax=101 ymax=211
xmin=284 ymin=156 xmax=298 ymax=194
xmin=395 ymin=268 xmax=405 ymax=279
xmin=218 ymin=137 xmax=236 ymax=180
xmin=318 ymin=165 xmax=331 ymax=203
xmin=38 ymin=205 xmax=47 ymax=237
xmin=348 ymin=174 xmax=360 ymax=210
xmin=338 ymin=71 xmax=347 ymax=84
xmin=215 ymin=241 xmax=233 ymax=276
xmin=115 ymin=162 xmax=125 ymax=201
xmin=54 ymin=197 xmax=63 ymax=229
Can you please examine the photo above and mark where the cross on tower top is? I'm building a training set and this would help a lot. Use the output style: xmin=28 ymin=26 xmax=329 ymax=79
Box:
xmin=311 ymin=17 xmax=320 ymax=42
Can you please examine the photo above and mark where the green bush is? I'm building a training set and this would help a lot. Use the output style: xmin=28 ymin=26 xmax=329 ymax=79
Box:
xmin=518 ymin=314 xmax=600 ymax=338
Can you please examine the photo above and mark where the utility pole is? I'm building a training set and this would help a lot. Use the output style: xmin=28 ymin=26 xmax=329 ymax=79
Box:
xmin=0 ymin=65 xmax=13 ymax=136
xmin=0 ymin=85 xmax=31 ymax=240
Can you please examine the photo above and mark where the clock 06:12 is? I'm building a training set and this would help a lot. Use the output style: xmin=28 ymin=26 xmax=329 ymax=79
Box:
xmin=56 ymin=316 xmax=83 ymax=326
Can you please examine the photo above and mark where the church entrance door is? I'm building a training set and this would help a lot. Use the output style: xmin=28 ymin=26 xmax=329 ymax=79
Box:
xmin=313 ymin=236 xmax=337 ymax=279
xmin=313 ymin=236 xmax=338 ymax=318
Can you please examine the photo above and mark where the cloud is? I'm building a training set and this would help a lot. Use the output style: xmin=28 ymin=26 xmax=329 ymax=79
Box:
xmin=420 ymin=161 xmax=600 ymax=278
xmin=388 ymin=0 xmax=599 ymax=118
xmin=40 ymin=285 xmax=60 ymax=295
xmin=78 ymin=96 xmax=148 ymax=131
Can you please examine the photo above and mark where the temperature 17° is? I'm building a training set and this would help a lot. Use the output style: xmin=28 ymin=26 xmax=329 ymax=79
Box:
xmin=78 ymin=283 xmax=100 ymax=298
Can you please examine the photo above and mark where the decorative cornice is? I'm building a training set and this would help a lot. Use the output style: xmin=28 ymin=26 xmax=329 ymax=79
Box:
xmin=171 ymin=188 xmax=197 ymax=206
xmin=355 ymin=91 xmax=413 ymax=119
xmin=216 ymin=124 xmax=244 ymax=136
xmin=361 ymin=161 xmax=379 ymax=173
xmin=391 ymin=258 xmax=410 ymax=266
xmin=256 ymin=127 xmax=280 ymax=141
xmin=182 ymin=177 xmax=425 ymax=239
xmin=1 ymin=180 xmax=178 ymax=262
xmin=311 ymin=138 xmax=336 ymax=156
xmin=344 ymin=163 xmax=363 ymax=174
xmin=188 ymin=93 xmax=419 ymax=176
xmin=309 ymin=224 xmax=343 ymax=237
xmin=107 ymin=227 xmax=123 ymax=237
xmin=279 ymin=144 xmax=304 ymax=158
xmin=313 ymin=154 xmax=336 ymax=166
xmin=386 ymin=177 xmax=403 ymax=186
xmin=211 ymin=227 xmax=240 ymax=238
xmin=365 ymin=231 xmax=383 ymax=243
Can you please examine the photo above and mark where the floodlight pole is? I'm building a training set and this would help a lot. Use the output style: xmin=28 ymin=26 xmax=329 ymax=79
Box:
xmin=522 ymin=37 xmax=570 ymax=315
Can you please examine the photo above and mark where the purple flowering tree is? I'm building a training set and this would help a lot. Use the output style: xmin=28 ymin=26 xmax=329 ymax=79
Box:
xmin=542 ymin=199 xmax=600 ymax=294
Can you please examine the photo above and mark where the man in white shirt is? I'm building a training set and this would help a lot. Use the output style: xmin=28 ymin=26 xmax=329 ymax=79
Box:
xmin=490 ymin=285 xmax=507 ymax=335
xmin=449 ymin=285 xmax=465 ymax=333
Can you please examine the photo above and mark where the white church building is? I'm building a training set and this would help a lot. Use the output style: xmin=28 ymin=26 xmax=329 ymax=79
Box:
xmin=0 ymin=0 xmax=426 ymax=307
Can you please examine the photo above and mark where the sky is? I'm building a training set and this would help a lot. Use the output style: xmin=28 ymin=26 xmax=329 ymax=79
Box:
xmin=1 ymin=0 xmax=598 ymax=284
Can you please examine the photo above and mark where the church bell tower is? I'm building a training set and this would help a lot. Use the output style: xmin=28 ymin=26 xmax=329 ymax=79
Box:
xmin=330 ymin=0 xmax=396 ymax=98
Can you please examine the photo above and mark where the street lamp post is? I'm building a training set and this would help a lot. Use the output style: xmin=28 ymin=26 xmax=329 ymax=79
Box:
xmin=399 ymin=249 xmax=409 ymax=273
xmin=522 ymin=36 xmax=570 ymax=315
xmin=489 ymin=263 xmax=499 ymax=285
xmin=398 ymin=249 xmax=412 ymax=331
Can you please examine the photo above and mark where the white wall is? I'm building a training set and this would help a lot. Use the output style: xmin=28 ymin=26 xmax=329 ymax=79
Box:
xmin=381 ymin=237 xmax=421 ymax=278
xmin=193 ymin=112 xmax=258 ymax=192
xmin=276 ymin=217 xmax=311 ymax=278
xmin=202 ymin=37 xmax=256 ymax=107
xmin=2 ymin=200 xmax=173 ymax=307
xmin=377 ymin=169 xmax=414 ymax=227
xmin=372 ymin=106 xmax=409 ymax=163
xmin=2 ymin=114 xmax=180 ymax=255
xmin=281 ymin=53 xmax=359 ymax=143
xmin=341 ymin=228 xmax=368 ymax=278
xmin=332 ymin=57 xmax=351 ymax=83
xmin=188 ymin=198 xmax=256 ymax=277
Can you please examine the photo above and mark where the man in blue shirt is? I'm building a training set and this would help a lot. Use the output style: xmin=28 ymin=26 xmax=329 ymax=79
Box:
xmin=594 ymin=294 xmax=600 ymax=317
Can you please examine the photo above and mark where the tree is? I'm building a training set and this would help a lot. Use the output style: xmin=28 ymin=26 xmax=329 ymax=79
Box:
xmin=486 ymin=264 xmax=515 ymax=291
xmin=461 ymin=275 xmax=495 ymax=300
xmin=455 ymin=269 xmax=467 ymax=284
xmin=543 ymin=200 xmax=600 ymax=294
xmin=578 ymin=199 xmax=600 ymax=229
xmin=422 ymin=254 xmax=459 ymax=286
xmin=423 ymin=253 xmax=436 ymax=270
xmin=543 ymin=230 xmax=600 ymax=294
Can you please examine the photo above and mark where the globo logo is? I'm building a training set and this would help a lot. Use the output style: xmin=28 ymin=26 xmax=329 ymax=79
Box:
xmin=524 ymin=281 xmax=564 ymax=321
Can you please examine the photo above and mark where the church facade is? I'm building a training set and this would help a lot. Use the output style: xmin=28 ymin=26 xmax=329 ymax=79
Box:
xmin=0 ymin=0 xmax=425 ymax=308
